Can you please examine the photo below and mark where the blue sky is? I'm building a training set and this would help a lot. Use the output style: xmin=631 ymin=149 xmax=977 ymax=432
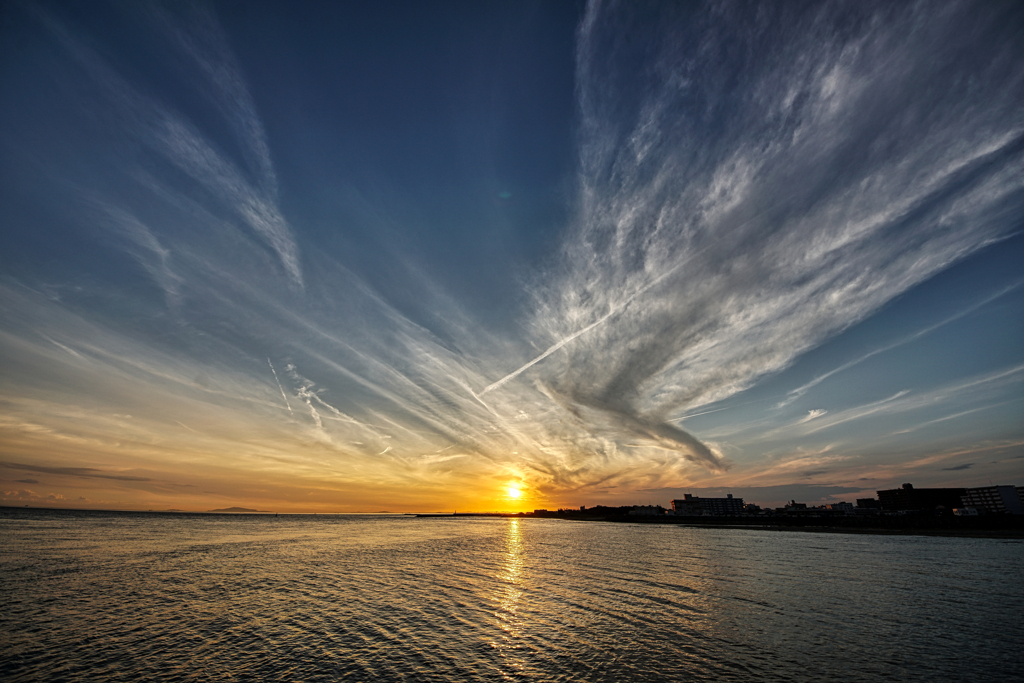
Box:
xmin=1 ymin=0 xmax=1022 ymax=512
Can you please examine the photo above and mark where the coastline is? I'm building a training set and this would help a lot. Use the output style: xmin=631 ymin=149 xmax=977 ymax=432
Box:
xmin=6 ymin=506 xmax=1020 ymax=539
xmin=651 ymin=522 xmax=1024 ymax=540
xmin=414 ymin=511 xmax=1024 ymax=539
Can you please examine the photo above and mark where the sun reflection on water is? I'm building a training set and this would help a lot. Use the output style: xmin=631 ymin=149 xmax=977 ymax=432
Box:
xmin=492 ymin=518 xmax=526 ymax=676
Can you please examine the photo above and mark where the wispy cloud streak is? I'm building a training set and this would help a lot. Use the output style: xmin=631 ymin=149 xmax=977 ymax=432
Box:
xmin=778 ymin=281 xmax=1023 ymax=407
xmin=267 ymin=359 xmax=292 ymax=413
xmin=34 ymin=2 xmax=302 ymax=286
xmin=1 ymin=0 xmax=1021 ymax=507
xmin=512 ymin=0 xmax=1024 ymax=472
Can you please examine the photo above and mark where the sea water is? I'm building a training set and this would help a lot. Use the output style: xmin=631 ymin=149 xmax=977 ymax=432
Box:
xmin=2 ymin=508 xmax=1022 ymax=681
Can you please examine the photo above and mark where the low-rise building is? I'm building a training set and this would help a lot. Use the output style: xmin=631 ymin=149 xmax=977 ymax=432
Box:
xmin=628 ymin=505 xmax=663 ymax=516
xmin=670 ymin=493 xmax=744 ymax=516
xmin=877 ymin=483 xmax=966 ymax=512
xmin=961 ymin=486 xmax=1024 ymax=515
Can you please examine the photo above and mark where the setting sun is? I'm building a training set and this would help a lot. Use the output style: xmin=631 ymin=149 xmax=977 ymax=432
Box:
xmin=506 ymin=486 xmax=522 ymax=499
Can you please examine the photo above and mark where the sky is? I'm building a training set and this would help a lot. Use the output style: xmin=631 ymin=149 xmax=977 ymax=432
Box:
xmin=1 ymin=0 xmax=1022 ymax=513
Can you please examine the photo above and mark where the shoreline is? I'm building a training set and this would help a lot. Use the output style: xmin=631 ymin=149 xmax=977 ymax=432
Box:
xmin=414 ymin=511 xmax=1024 ymax=539
xmin=658 ymin=522 xmax=1024 ymax=539
xmin=6 ymin=506 xmax=1021 ymax=539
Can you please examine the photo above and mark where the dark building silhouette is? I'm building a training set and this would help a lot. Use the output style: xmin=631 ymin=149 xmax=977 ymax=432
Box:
xmin=856 ymin=498 xmax=881 ymax=509
xmin=671 ymin=493 xmax=744 ymax=516
xmin=961 ymin=486 xmax=1024 ymax=515
xmin=876 ymin=483 xmax=965 ymax=512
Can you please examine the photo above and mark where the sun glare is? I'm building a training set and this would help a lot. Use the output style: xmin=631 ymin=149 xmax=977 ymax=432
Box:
xmin=507 ymin=486 xmax=522 ymax=499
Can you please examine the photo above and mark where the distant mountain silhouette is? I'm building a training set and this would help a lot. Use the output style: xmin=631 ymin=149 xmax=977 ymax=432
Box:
xmin=207 ymin=507 xmax=268 ymax=513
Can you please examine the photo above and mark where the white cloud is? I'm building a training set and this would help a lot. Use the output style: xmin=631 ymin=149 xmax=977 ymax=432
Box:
xmin=495 ymin=0 xmax=1024 ymax=477
xmin=2 ymin=0 xmax=1021 ymax=504
xmin=799 ymin=409 xmax=828 ymax=424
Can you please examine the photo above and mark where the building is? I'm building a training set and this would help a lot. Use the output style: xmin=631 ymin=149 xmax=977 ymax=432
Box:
xmin=856 ymin=498 xmax=881 ymax=509
xmin=876 ymin=483 xmax=966 ymax=512
xmin=628 ymin=505 xmax=663 ymax=516
xmin=825 ymin=502 xmax=855 ymax=513
xmin=670 ymin=493 xmax=744 ymax=516
xmin=961 ymin=486 xmax=1024 ymax=515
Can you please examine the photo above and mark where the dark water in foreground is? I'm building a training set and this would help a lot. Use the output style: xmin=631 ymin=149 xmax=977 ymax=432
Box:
xmin=2 ymin=509 xmax=1022 ymax=682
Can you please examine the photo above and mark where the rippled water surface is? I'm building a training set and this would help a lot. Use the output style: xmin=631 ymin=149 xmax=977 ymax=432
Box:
xmin=2 ymin=508 xmax=1022 ymax=681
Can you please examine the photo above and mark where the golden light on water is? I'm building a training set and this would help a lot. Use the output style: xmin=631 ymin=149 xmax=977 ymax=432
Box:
xmin=492 ymin=518 xmax=525 ymax=673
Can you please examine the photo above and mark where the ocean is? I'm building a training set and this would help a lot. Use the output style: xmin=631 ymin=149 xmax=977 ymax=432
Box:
xmin=2 ymin=508 xmax=1022 ymax=681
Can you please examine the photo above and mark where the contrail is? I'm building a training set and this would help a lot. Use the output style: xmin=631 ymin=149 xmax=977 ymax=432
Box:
xmin=478 ymin=309 xmax=617 ymax=396
xmin=309 ymin=391 xmax=381 ymax=432
xmin=777 ymin=280 xmax=1024 ymax=407
xmin=477 ymin=264 xmax=680 ymax=397
xmin=668 ymin=397 xmax=775 ymax=422
xmin=45 ymin=336 xmax=84 ymax=359
xmin=267 ymin=358 xmax=292 ymax=413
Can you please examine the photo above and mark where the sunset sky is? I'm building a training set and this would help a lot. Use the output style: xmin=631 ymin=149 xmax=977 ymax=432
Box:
xmin=1 ymin=0 xmax=1022 ymax=513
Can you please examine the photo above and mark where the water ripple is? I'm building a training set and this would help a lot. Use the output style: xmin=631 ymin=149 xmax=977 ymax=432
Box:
xmin=1 ymin=510 xmax=1022 ymax=681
